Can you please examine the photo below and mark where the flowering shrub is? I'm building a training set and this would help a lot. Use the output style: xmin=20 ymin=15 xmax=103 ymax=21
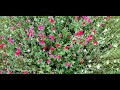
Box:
xmin=0 ymin=16 xmax=120 ymax=74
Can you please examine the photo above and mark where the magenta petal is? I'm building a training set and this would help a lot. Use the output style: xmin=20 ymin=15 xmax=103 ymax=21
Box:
xmin=58 ymin=55 xmax=61 ymax=59
xmin=54 ymin=55 xmax=57 ymax=59
xmin=82 ymin=16 xmax=88 ymax=20
xmin=48 ymin=51 xmax=52 ymax=55
xmin=39 ymin=41 xmax=45 ymax=44
xmin=49 ymin=54 xmax=53 ymax=58
xmin=88 ymin=19 xmax=92 ymax=23
xmin=84 ymin=41 xmax=88 ymax=45
xmin=59 ymin=33 xmax=62 ymax=37
xmin=38 ymin=25 xmax=44 ymax=30
xmin=47 ymin=60 xmax=51 ymax=64
xmin=40 ymin=42 xmax=44 ymax=44
xmin=8 ymin=38 xmax=14 ymax=44
xmin=38 ymin=32 xmax=43 ymax=36
xmin=30 ymin=26 xmax=34 ymax=29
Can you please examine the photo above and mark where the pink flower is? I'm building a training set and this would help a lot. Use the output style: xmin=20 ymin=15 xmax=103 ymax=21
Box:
xmin=72 ymin=39 xmax=76 ymax=43
xmin=109 ymin=44 xmax=112 ymax=48
xmin=56 ymin=43 xmax=61 ymax=47
xmin=26 ymin=19 xmax=31 ymax=22
xmin=3 ymin=59 xmax=6 ymax=64
xmin=85 ymin=38 xmax=89 ymax=43
xmin=28 ymin=28 xmax=34 ymax=37
xmin=0 ymin=36 xmax=3 ymax=39
xmin=28 ymin=32 xmax=34 ymax=37
xmin=58 ymin=55 xmax=61 ymax=59
xmin=84 ymin=41 xmax=88 ymax=45
xmin=64 ymin=45 xmax=69 ymax=50
xmin=50 ymin=47 xmax=55 ymax=51
xmin=38 ymin=32 xmax=43 ymax=37
xmin=47 ymin=60 xmax=51 ymax=64
xmin=6 ymin=68 xmax=9 ymax=71
xmin=49 ymin=35 xmax=55 ymax=42
xmin=92 ymin=29 xmax=96 ymax=34
xmin=20 ymin=34 xmax=22 ymax=37
xmin=27 ymin=26 xmax=35 ymax=37
xmin=48 ymin=51 xmax=52 ymax=55
xmin=48 ymin=18 xmax=55 ymax=24
xmin=21 ymin=58 xmax=24 ymax=61
xmin=59 ymin=33 xmax=62 ymax=37
xmin=19 ymin=43 xmax=23 ymax=46
xmin=0 ymin=43 xmax=5 ymax=49
xmin=41 ymin=35 xmax=46 ymax=39
xmin=82 ymin=22 xmax=86 ymax=26
xmin=89 ymin=35 xmax=93 ymax=40
xmin=107 ymin=16 xmax=111 ymax=19
xmin=0 ymin=36 xmax=2 ymax=38
xmin=76 ymin=31 xmax=84 ymax=36
xmin=93 ymin=41 xmax=98 ymax=45
xmin=0 ymin=70 xmax=3 ymax=74
xmin=8 ymin=37 xmax=14 ymax=44
xmin=30 ymin=26 xmax=34 ymax=29
xmin=43 ymin=46 xmax=47 ymax=51
xmin=39 ymin=40 xmax=45 ymax=44
xmin=82 ymin=16 xmax=92 ymax=23
xmin=38 ymin=25 xmax=44 ymax=30
xmin=9 ymin=72 xmax=12 ymax=74
xmin=84 ymin=34 xmax=93 ymax=45
xmin=82 ymin=16 xmax=88 ymax=20
xmin=23 ymin=70 xmax=29 ymax=74
xmin=29 ymin=29 xmax=33 ymax=33
xmin=54 ymin=55 xmax=57 ymax=59
xmin=16 ymin=22 xmax=21 ymax=26
xmin=38 ymin=37 xmax=41 ymax=41
xmin=49 ymin=35 xmax=54 ymax=38
xmin=65 ymin=62 xmax=71 ymax=67
xmin=15 ymin=48 xmax=21 ymax=57
xmin=48 ymin=52 xmax=54 ymax=58
xmin=25 ymin=37 xmax=28 ymax=40
xmin=79 ymin=41 xmax=83 ymax=44
xmin=86 ymin=34 xmax=93 ymax=42
xmin=24 ymin=29 xmax=28 ymax=32
xmin=38 ymin=60 xmax=42 ymax=63
xmin=104 ymin=17 xmax=107 ymax=20
xmin=88 ymin=19 xmax=92 ymax=23
xmin=100 ymin=24 xmax=104 ymax=27
xmin=10 ymin=26 xmax=16 ymax=30
xmin=49 ymin=54 xmax=53 ymax=58
xmin=67 ymin=35 xmax=71 ymax=39
xmin=78 ymin=38 xmax=81 ymax=41
xmin=3 ymin=52 xmax=7 ymax=57
xmin=2 ymin=36 xmax=6 ymax=40
xmin=75 ymin=16 xmax=79 ymax=21
xmin=70 ymin=44 xmax=73 ymax=48
xmin=52 ymin=27 xmax=56 ymax=31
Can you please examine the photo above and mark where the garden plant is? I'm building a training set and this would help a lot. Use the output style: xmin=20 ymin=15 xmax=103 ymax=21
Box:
xmin=0 ymin=16 xmax=120 ymax=74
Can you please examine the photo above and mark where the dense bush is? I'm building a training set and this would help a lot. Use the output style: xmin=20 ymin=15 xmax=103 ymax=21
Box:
xmin=0 ymin=16 xmax=119 ymax=74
